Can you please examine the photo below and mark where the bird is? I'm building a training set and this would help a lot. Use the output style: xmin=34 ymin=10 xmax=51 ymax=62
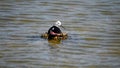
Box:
xmin=41 ymin=21 xmax=68 ymax=40
xmin=47 ymin=21 xmax=63 ymax=39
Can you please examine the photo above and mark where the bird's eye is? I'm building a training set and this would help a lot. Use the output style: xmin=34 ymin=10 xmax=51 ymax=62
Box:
xmin=52 ymin=28 xmax=54 ymax=30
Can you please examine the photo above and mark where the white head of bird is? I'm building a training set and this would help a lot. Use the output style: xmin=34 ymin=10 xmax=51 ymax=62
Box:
xmin=55 ymin=21 xmax=62 ymax=27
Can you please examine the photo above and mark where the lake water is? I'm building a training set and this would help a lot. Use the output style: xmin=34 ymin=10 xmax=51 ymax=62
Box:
xmin=0 ymin=0 xmax=120 ymax=68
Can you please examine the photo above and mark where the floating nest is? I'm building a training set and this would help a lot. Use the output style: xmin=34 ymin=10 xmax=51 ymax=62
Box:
xmin=41 ymin=32 xmax=68 ymax=40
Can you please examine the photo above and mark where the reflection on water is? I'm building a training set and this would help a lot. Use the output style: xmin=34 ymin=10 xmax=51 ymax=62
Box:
xmin=0 ymin=0 xmax=120 ymax=68
xmin=48 ymin=39 xmax=61 ymax=48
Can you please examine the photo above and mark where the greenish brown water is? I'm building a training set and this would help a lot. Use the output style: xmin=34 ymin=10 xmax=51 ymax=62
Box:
xmin=0 ymin=0 xmax=120 ymax=68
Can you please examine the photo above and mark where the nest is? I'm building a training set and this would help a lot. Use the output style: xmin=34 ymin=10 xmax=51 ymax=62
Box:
xmin=41 ymin=32 xmax=68 ymax=40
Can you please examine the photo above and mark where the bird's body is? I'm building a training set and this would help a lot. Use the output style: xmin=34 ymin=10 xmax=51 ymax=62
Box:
xmin=41 ymin=21 xmax=68 ymax=40
xmin=48 ymin=26 xmax=62 ymax=39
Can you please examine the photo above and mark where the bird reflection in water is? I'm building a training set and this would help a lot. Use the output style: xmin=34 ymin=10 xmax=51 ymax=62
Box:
xmin=48 ymin=38 xmax=61 ymax=49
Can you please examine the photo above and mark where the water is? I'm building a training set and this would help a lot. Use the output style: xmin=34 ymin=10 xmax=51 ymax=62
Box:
xmin=0 ymin=0 xmax=120 ymax=68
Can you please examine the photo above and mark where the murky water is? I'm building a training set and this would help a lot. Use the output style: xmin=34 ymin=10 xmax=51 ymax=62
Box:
xmin=0 ymin=0 xmax=120 ymax=68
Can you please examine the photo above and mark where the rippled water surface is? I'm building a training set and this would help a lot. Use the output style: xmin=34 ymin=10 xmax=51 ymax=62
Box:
xmin=0 ymin=0 xmax=120 ymax=68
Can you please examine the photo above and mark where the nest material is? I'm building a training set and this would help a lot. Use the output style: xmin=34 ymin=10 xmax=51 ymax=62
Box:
xmin=41 ymin=32 xmax=68 ymax=40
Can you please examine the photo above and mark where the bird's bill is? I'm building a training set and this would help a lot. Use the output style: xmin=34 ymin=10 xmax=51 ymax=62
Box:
xmin=60 ymin=25 xmax=66 ymax=29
